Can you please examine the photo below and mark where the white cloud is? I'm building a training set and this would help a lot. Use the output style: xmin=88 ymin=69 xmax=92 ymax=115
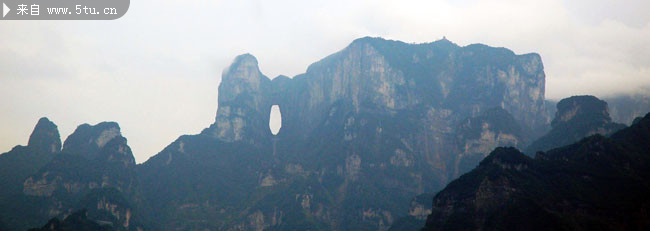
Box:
xmin=1 ymin=0 xmax=649 ymax=162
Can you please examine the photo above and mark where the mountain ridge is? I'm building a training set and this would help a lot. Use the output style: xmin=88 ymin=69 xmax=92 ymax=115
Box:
xmin=423 ymin=112 xmax=650 ymax=231
xmin=0 ymin=37 xmax=582 ymax=231
xmin=136 ymin=36 xmax=550 ymax=230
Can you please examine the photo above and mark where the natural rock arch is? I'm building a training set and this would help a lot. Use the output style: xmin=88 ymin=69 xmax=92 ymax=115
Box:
xmin=269 ymin=105 xmax=282 ymax=135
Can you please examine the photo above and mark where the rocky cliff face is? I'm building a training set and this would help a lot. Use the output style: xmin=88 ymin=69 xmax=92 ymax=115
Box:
xmin=20 ymin=122 xmax=141 ymax=231
xmin=0 ymin=118 xmax=144 ymax=231
xmin=74 ymin=188 xmax=144 ymax=231
xmin=138 ymin=37 xmax=550 ymax=230
xmin=423 ymin=113 xmax=650 ymax=231
xmin=452 ymin=107 xmax=528 ymax=178
xmin=0 ymin=118 xmax=62 ymax=230
xmin=203 ymin=38 xmax=548 ymax=141
xmin=61 ymin=122 xmax=123 ymax=159
xmin=23 ymin=122 xmax=136 ymax=198
xmin=0 ymin=118 xmax=60 ymax=198
xmin=525 ymin=95 xmax=625 ymax=154
xmin=28 ymin=118 xmax=62 ymax=154
xmin=202 ymin=54 xmax=273 ymax=143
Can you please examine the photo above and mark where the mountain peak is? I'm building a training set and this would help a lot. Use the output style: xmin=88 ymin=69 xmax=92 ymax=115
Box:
xmin=219 ymin=53 xmax=267 ymax=101
xmin=433 ymin=36 xmax=457 ymax=47
xmin=350 ymin=36 xmax=387 ymax=45
xmin=204 ymin=53 xmax=271 ymax=142
xmin=552 ymin=95 xmax=611 ymax=127
xmin=525 ymin=95 xmax=625 ymax=154
xmin=62 ymin=122 xmax=122 ymax=158
xmin=28 ymin=117 xmax=61 ymax=153
xmin=224 ymin=53 xmax=260 ymax=76
xmin=233 ymin=53 xmax=258 ymax=65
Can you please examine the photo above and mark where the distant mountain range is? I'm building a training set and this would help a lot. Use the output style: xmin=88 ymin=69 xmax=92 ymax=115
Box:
xmin=0 ymin=37 xmax=648 ymax=231
xmin=605 ymin=94 xmax=650 ymax=125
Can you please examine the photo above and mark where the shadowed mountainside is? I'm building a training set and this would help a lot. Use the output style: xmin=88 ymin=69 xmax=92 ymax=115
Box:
xmin=423 ymin=112 xmax=650 ymax=231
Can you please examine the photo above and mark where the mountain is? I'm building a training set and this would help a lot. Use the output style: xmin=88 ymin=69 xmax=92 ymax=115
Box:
xmin=423 ymin=112 xmax=650 ymax=231
xmin=23 ymin=122 xmax=137 ymax=198
xmin=0 ymin=118 xmax=60 ymax=199
xmin=0 ymin=120 xmax=145 ymax=231
xmin=545 ymin=95 xmax=650 ymax=126
xmin=0 ymin=37 xmax=553 ymax=230
xmin=137 ymin=37 xmax=550 ymax=230
xmin=389 ymin=107 xmax=529 ymax=230
xmin=0 ymin=118 xmax=62 ymax=230
xmin=525 ymin=95 xmax=625 ymax=155
xmin=22 ymin=122 xmax=143 ymax=231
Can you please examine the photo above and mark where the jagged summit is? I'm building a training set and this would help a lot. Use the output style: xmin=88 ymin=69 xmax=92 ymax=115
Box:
xmin=218 ymin=53 xmax=269 ymax=99
xmin=140 ymin=37 xmax=549 ymax=230
xmin=62 ymin=122 xmax=122 ymax=158
xmin=226 ymin=53 xmax=259 ymax=73
xmin=220 ymin=53 xmax=267 ymax=95
xmin=0 ymin=117 xmax=60 ymax=200
xmin=223 ymin=53 xmax=264 ymax=82
xmin=28 ymin=117 xmax=61 ymax=153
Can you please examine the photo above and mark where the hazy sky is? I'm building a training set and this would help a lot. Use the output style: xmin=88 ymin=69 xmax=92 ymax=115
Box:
xmin=1 ymin=0 xmax=649 ymax=163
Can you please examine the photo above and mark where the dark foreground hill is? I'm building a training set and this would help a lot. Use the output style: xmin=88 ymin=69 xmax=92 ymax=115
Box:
xmin=423 ymin=112 xmax=650 ymax=231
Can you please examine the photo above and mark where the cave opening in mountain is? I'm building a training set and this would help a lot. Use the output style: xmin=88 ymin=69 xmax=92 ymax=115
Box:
xmin=269 ymin=105 xmax=282 ymax=135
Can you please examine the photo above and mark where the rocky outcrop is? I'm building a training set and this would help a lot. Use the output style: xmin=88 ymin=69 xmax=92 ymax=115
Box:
xmin=0 ymin=118 xmax=60 ymax=198
xmin=19 ymin=121 xmax=141 ymax=231
xmin=24 ymin=122 xmax=136 ymax=198
xmin=525 ymin=95 xmax=625 ymax=154
xmin=138 ymin=37 xmax=551 ymax=230
xmin=28 ymin=117 xmax=62 ymax=154
xmin=202 ymin=54 xmax=273 ymax=143
xmin=453 ymin=107 xmax=528 ymax=178
xmin=423 ymin=113 xmax=650 ymax=231
xmin=0 ymin=118 xmax=64 ymax=230
xmin=74 ymin=188 xmax=144 ymax=231
xmin=62 ymin=122 xmax=122 ymax=158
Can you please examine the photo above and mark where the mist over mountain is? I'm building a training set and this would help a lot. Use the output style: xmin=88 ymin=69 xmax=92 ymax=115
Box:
xmin=604 ymin=94 xmax=650 ymax=125
xmin=0 ymin=37 xmax=648 ymax=231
